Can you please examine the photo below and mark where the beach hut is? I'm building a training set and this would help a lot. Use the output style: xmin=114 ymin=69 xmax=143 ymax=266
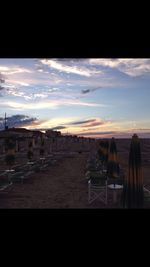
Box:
xmin=123 ymin=134 xmax=144 ymax=208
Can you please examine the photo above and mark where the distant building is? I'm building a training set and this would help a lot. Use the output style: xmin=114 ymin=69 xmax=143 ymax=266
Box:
xmin=45 ymin=130 xmax=61 ymax=138
xmin=0 ymin=128 xmax=44 ymax=140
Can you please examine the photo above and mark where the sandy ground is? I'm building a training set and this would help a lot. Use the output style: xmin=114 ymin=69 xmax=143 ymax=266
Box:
xmin=0 ymin=152 xmax=89 ymax=208
xmin=0 ymin=152 xmax=116 ymax=209
xmin=0 ymin=139 xmax=150 ymax=209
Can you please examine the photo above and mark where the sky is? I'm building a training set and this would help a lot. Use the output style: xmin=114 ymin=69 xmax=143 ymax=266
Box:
xmin=0 ymin=58 xmax=150 ymax=138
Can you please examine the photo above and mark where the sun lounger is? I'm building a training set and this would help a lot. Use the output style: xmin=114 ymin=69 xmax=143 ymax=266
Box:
xmin=10 ymin=171 xmax=25 ymax=183
xmin=39 ymin=163 xmax=49 ymax=171
xmin=0 ymin=176 xmax=13 ymax=192
xmin=11 ymin=170 xmax=34 ymax=183
xmin=44 ymin=158 xmax=56 ymax=166
xmin=0 ymin=182 xmax=13 ymax=192
xmin=0 ymin=172 xmax=7 ymax=178
xmin=20 ymin=171 xmax=35 ymax=183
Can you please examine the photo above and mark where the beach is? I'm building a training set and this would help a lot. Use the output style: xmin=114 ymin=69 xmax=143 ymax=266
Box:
xmin=0 ymin=139 xmax=150 ymax=208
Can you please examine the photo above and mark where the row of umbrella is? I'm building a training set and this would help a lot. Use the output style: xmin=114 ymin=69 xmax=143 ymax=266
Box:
xmin=5 ymin=137 xmax=46 ymax=168
xmin=98 ymin=138 xmax=119 ymax=178
xmin=25 ymin=138 xmax=46 ymax=160
xmin=97 ymin=135 xmax=144 ymax=208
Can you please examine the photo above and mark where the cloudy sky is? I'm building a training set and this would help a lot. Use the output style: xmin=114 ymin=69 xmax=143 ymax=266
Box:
xmin=0 ymin=58 xmax=150 ymax=138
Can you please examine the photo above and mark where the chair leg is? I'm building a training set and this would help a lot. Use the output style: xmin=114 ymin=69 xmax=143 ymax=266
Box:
xmin=105 ymin=181 xmax=108 ymax=205
xmin=105 ymin=187 xmax=108 ymax=205
xmin=88 ymin=188 xmax=108 ymax=205
xmin=88 ymin=179 xmax=108 ymax=205
xmin=88 ymin=183 xmax=91 ymax=203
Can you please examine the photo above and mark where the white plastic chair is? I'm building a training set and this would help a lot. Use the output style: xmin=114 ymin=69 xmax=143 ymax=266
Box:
xmin=88 ymin=178 xmax=108 ymax=205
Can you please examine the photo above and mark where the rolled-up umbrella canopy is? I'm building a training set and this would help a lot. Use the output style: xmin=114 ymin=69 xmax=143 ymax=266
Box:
xmin=123 ymin=134 xmax=143 ymax=208
xmin=40 ymin=138 xmax=45 ymax=156
xmin=107 ymin=137 xmax=120 ymax=179
xmin=103 ymin=140 xmax=109 ymax=164
xmin=5 ymin=138 xmax=15 ymax=169
xmin=98 ymin=140 xmax=109 ymax=165
xmin=98 ymin=140 xmax=104 ymax=160
xmin=27 ymin=141 xmax=34 ymax=160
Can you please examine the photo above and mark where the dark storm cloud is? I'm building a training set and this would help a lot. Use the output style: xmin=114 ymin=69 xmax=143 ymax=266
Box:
xmin=0 ymin=73 xmax=5 ymax=83
xmin=51 ymin=126 xmax=67 ymax=130
xmin=81 ymin=86 xmax=102 ymax=94
xmin=67 ymin=118 xmax=106 ymax=128
xmin=0 ymin=85 xmax=4 ymax=90
xmin=0 ymin=114 xmax=37 ymax=130
xmin=82 ymin=89 xmax=91 ymax=94
xmin=0 ymin=86 xmax=5 ymax=96
xmin=0 ymin=85 xmax=5 ymax=91
xmin=78 ymin=131 xmax=116 ymax=136
xmin=69 ymin=119 xmax=96 ymax=125
xmin=53 ymin=59 xmax=87 ymax=62
xmin=133 ymin=128 xmax=150 ymax=131
xmin=81 ymin=121 xmax=105 ymax=127
xmin=0 ymin=73 xmax=5 ymax=93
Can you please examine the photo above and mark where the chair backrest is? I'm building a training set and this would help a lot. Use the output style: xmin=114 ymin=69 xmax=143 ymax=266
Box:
xmin=90 ymin=175 xmax=107 ymax=186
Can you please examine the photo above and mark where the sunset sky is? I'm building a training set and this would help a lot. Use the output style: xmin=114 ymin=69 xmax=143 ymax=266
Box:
xmin=0 ymin=58 xmax=150 ymax=138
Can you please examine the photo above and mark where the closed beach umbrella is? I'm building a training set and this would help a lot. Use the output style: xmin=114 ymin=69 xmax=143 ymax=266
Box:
xmin=98 ymin=140 xmax=104 ymax=161
xmin=103 ymin=140 xmax=109 ymax=164
xmin=5 ymin=138 xmax=15 ymax=170
xmin=40 ymin=138 xmax=45 ymax=156
xmin=107 ymin=138 xmax=120 ymax=179
xmin=27 ymin=140 xmax=33 ymax=161
xmin=123 ymin=134 xmax=143 ymax=208
xmin=98 ymin=140 xmax=108 ymax=165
